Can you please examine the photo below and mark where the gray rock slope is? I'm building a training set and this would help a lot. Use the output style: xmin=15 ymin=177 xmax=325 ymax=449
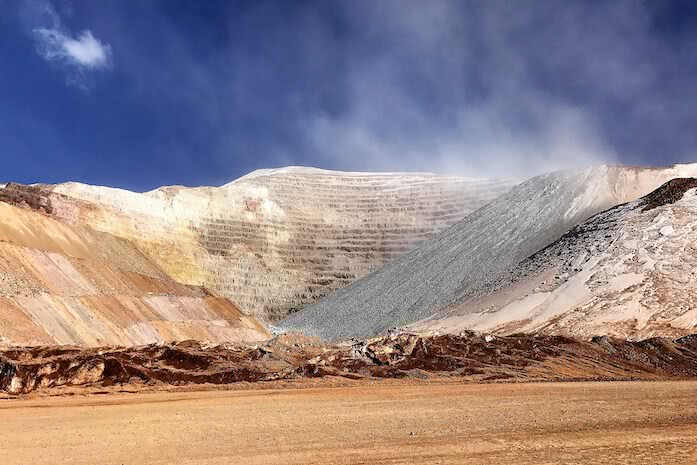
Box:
xmin=410 ymin=178 xmax=697 ymax=339
xmin=280 ymin=164 xmax=697 ymax=340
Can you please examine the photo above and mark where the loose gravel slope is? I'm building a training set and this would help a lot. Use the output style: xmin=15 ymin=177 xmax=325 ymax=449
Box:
xmin=281 ymin=164 xmax=697 ymax=340
xmin=412 ymin=178 xmax=697 ymax=339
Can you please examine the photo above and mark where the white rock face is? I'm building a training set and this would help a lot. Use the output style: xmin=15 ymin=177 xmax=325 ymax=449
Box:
xmin=49 ymin=167 xmax=519 ymax=321
xmin=412 ymin=178 xmax=697 ymax=339
xmin=282 ymin=164 xmax=697 ymax=340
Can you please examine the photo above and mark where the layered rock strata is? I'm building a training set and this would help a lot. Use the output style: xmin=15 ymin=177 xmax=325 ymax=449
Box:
xmin=41 ymin=167 xmax=519 ymax=321
xmin=0 ymin=197 xmax=269 ymax=347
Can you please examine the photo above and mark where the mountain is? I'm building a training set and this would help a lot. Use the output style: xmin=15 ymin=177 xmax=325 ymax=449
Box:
xmin=38 ymin=167 xmax=519 ymax=321
xmin=0 ymin=187 xmax=269 ymax=347
xmin=281 ymin=164 xmax=697 ymax=340
xmin=409 ymin=178 xmax=697 ymax=339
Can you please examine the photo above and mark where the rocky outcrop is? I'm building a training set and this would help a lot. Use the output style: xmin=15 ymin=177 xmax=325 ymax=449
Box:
xmin=282 ymin=164 xmax=697 ymax=340
xmin=0 ymin=183 xmax=54 ymax=214
xmin=42 ymin=167 xmax=519 ymax=321
xmin=4 ymin=332 xmax=697 ymax=394
xmin=641 ymin=177 xmax=697 ymax=211
xmin=0 ymin=200 xmax=269 ymax=347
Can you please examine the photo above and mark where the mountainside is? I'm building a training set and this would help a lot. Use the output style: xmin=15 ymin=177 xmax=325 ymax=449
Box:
xmin=281 ymin=164 xmax=697 ymax=340
xmin=411 ymin=178 xmax=697 ymax=339
xmin=0 ymin=194 xmax=269 ymax=347
xmin=38 ymin=167 xmax=518 ymax=321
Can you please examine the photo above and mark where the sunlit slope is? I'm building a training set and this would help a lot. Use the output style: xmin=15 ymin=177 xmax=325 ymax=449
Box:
xmin=0 ymin=200 xmax=269 ymax=347
xmin=282 ymin=164 xmax=697 ymax=340
xmin=412 ymin=178 xmax=697 ymax=339
xmin=49 ymin=167 xmax=520 ymax=321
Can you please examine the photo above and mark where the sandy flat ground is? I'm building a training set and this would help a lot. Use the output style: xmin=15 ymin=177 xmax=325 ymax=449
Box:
xmin=2 ymin=381 xmax=697 ymax=465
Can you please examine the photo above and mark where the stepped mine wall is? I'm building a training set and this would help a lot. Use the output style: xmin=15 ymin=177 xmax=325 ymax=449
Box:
xmin=0 ymin=198 xmax=269 ymax=346
xmin=48 ymin=170 xmax=519 ymax=321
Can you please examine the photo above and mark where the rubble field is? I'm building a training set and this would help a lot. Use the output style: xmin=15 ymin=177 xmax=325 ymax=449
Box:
xmin=4 ymin=331 xmax=697 ymax=395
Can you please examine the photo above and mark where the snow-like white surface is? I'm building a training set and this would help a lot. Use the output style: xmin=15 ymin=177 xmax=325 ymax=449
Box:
xmin=228 ymin=166 xmax=495 ymax=185
xmin=412 ymin=182 xmax=697 ymax=339
xmin=283 ymin=163 xmax=697 ymax=340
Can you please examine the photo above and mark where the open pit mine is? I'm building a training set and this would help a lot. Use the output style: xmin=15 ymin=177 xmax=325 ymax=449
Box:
xmin=17 ymin=167 xmax=520 ymax=322
xmin=5 ymin=164 xmax=697 ymax=399
xmin=5 ymin=164 xmax=697 ymax=465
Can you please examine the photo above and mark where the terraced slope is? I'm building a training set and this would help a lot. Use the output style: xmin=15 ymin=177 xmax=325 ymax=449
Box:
xmin=42 ymin=167 xmax=519 ymax=321
xmin=412 ymin=178 xmax=697 ymax=339
xmin=0 ymin=198 xmax=269 ymax=347
xmin=282 ymin=164 xmax=697 ymax=340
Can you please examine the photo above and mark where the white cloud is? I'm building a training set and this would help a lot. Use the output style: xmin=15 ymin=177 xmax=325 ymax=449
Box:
xmin=23 ymin=0 xmax=112 ymax=89
xmin=34 ymin=29 xmax=112 ymax=69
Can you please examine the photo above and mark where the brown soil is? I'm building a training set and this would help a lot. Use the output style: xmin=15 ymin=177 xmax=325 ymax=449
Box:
xmin=5 ymin=332 xmax=697 ymax=395
xmin=0 ymin=183 xmax=55 ymax=214
xmin=1 ymin=381 xmax=697 ymax=464
xmin=641 ymin=177 xmax=697 ymax=211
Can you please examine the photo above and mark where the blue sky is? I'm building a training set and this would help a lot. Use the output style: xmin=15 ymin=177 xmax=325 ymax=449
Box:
xmin=2 ymin=0 xmax=697 ymax=191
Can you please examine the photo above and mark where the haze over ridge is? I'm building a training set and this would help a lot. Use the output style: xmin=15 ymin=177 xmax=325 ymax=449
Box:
xmin=3 ymin=1 xmax=697 ymax=190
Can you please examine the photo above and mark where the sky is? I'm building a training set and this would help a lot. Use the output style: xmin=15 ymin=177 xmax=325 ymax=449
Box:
xmin=2 ymin=0 xmax=697 ymax=191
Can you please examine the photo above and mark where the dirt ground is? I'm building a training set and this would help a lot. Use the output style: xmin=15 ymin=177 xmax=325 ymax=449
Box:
xmin=1 ymin=380 xmax=697 ymax=465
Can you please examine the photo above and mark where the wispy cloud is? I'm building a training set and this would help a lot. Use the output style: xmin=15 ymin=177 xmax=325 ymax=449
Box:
xmin=288 ymin=0 xmax=696 ymax=177
xmin=297 ymin=1 xmax=625 ymax=177
xmin=27 ymin=0 xmax=697 ymax=182
xmin=22 ymin=0 xmax=112 ymax=89
xmin=34 ymin=29 xmax=111 ymax=69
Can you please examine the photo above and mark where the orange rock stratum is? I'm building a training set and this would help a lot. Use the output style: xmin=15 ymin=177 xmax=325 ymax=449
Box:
xmin=0 ymin=199 xmax=269 ymax=347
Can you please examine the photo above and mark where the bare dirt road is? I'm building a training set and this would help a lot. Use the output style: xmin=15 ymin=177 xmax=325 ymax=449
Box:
xmin=2 ymin=381 xmax=697 ymax=465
